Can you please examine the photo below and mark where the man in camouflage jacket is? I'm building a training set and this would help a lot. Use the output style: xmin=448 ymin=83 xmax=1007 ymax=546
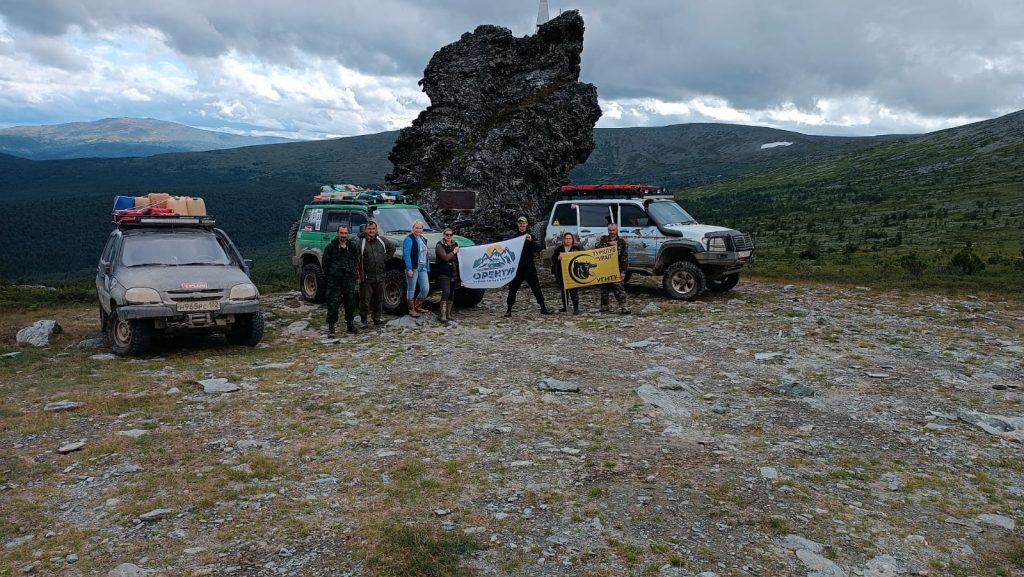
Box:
xmin=596 ymin=223 xmax=630 ymax=315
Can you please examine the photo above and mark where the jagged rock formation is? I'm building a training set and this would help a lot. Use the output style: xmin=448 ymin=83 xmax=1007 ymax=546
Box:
xmin=386 ymin=10 xmax=602 ymax=241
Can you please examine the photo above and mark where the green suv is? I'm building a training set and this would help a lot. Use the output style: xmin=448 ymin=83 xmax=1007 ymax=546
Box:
xmin=289 ymin=196 xmax=485 ymax=314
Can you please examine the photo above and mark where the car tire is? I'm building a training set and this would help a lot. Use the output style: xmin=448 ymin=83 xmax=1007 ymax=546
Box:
xmin=453 ymin=286 xmax=485 ymax=308
xmin=382 ymin=269 xmax=408 ymax=315
xmin=706 ymin=273 xmax=740 ymax=293
xmin=300 ymin=263 xmax=326 ymax=303
xmin=226 ymin=310 xmax=265 ymax=346
xmin=107 ymin=308 xmax=153 ymax=357
xmin=662 ymin=261 xmax=705 ymax=301
xmin=287 ymin=221 xmax=299 ymax=250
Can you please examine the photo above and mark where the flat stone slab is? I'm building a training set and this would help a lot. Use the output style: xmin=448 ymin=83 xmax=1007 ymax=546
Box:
xmin=755 ymin=351 xmax=784 ymax=361
xmin=253 ymin=362 xmax=294 ymax=370
xmin=796 ymin=548 xmax=847 ymax=577
xmin=108 ymin=563 xmax=156 ymax=577
xmin=977 ymin=513 xmax=1015 ymax=530
xmin=636 ymin=383 xmax=691 ymax=420
xmin=958 ymin=409 xmax=1024 ymax=443
xmin=537 ymin=378 xmax=579 ymax=392
xmin=285 ymin=320 xmax=310 ymax=334
xmin=1 ymin=351 xmax=23 ymax=359
xmin=44 ymin=400 xmax=82 ymax=412
xmin=626 ymin=339 xmax=660 ymax=350
xmin=90 ymin=353 xmax=118 ymax=361
xmin=138 ymin=508 xmax=173 ymax=522
xmin=117 ymin=429 xmax=150 ymax=439
xmin=198 ymin=378 xmax=239 ymax=393
xmin=777 ymin=382 xmax=815 ymax=398
xmin=57 ymin=440 xmax=86 ymax=454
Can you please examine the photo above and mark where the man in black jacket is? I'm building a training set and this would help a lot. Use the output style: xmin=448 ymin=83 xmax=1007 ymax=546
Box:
xmin=505 ymin=216 xmax=552 ymax=317
xmin=322 ymin=225 xmax=360 ymax=335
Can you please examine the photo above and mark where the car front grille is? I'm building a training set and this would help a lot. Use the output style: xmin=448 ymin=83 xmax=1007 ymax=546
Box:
xmin=731 ymin=233 xmax=754 ymax=252
xmin=166 ymin=288 xmax=224 ymax=303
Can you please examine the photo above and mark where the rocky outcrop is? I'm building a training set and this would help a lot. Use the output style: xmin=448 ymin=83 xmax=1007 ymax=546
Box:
xmin=386 ymin=10 xmax=602 ymax=241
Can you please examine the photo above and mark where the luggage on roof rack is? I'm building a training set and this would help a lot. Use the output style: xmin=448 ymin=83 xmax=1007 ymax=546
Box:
xmin=557 ymin=184 xmax=665 ymax=200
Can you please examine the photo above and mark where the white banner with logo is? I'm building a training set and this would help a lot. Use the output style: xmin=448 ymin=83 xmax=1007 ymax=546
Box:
xmin=457 ymin=235 xmax=527 ymax=289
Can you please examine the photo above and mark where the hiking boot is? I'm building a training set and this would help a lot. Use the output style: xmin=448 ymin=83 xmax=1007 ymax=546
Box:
xmin=599 ymin=305 xmax=610 ymax=313
xmin=327 ymin=323 xmax=336 ymax=336
xmin=346 ymin=322 xmax=358 ymax=334
xmin=503 ymin=308 xmax=512 ymax=318
xmin=572 ymin=306 xmax=580 ymax=315
xmin=540 ymin=304 xmax=553 ymax=315
xmin=373 ymin=318 xmax=384 ymax=326
xmin=619 ymin=307 xmax=631 ymax=315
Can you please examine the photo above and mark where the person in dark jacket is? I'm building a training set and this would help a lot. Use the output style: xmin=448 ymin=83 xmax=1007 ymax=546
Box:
xmin=357 ymin=220 xmax=396 ymax=327
xmin=322 ymin=225 xmax=361 ymax=334
xmin=596 ymin=222 xmax=630 ymax=315
xmin=505 ymin=215 xmax=552 ymax=317
xmin=435 ymin=227 xmax=460 ymax=323
xmin=551 ymin=231 xmax=581 ymax=314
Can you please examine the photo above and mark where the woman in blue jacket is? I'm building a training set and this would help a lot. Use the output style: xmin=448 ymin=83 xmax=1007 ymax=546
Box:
xmin=403 ymin=220 xmax=430 ymax=317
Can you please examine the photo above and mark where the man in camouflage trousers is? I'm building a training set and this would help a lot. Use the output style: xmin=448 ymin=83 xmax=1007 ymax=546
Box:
xmin=322 ymin=225 xmax=360 ymax=335
xmin=596 ymin=223 xmax=630 ymax=315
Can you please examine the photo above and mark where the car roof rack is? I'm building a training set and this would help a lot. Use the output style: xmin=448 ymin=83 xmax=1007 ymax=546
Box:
xmin=114 ymin=211 xmax=217 ymax=228
xmin=558 ymin=184 xmax=665 ymax=200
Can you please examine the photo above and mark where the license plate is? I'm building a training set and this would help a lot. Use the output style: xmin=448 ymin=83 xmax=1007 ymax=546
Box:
xmin=737 ymin=250 xmax=752 ymax=258
xmin=177 ymin=301 xmax=221 ymax=312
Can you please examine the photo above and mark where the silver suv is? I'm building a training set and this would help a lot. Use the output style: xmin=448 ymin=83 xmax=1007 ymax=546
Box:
xmin=96 ymin=214 xmax=264 ymax=356
xmin=542 ymin=186 xmax=754 ymax=300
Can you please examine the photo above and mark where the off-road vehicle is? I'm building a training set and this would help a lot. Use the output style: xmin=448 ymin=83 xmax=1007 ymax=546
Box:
xmin=288 ymin=193 xmax=485 ymax=314
xmin=96 ymin=210 xmax=264 ymax=356
xmin=541 ymin=185 xmax=754 ymax=300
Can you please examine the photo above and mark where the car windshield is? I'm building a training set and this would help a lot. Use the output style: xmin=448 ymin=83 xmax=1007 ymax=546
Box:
xmin=121 ymin=232 xmax=232 ymax=267
xmin=372 ymin=207 xmax=438 ymax=233
xmin=647 ymin=201 xmax=698 ymax=226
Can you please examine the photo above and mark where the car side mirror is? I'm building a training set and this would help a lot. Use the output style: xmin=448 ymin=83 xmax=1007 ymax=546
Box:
xmin=243 ymin=258 xmax=254 ymax=270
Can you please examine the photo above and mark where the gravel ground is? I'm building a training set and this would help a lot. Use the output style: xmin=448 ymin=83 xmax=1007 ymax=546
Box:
xmin=1 ymin=277 xmax=1022 ymax=576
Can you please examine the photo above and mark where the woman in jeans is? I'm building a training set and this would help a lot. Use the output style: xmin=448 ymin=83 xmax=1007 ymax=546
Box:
xmin=434 ymin=227 xmax=460 ymax=323
xmin=403 ymin=220 xmax=430 ymax=317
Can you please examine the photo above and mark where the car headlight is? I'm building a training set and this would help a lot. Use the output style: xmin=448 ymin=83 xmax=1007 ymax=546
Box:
xmin=125 ymin=287 xmax=161 ymax=304
xmin=706 ymin=236 xmax=728 ymax=252
xmin=229 ymin=283 xmax=259 ymax=300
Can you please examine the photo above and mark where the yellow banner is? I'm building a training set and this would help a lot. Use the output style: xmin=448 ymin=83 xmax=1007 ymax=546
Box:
xmin=559 ymin=246 xmax=621 ymax=290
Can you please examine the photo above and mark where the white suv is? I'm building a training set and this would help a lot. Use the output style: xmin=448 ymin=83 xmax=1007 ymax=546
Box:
xmin=541 ymin=186 xmax=754 ymax=300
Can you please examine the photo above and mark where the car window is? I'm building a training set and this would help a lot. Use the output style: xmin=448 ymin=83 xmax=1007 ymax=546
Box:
xmin=100 ymin=233 xmax=118 ymax=264
xmin=373 ymin=207 xmax=437 ymax=233
xmin=551 ymin=203 xmax=577 ymax=226
xmin=579 ymin=204 xmax=613 ymax=228
xmin=325 ymin=210 xmax=350 ymax=233
xmin=350 ymin=211 xmax=368 ymax=231
xmin=619 ymin=204 xmax=649 ymax=227
xmin=121 ymin=233 xmax=231 ymax=267
xmin=301 ymin=208 xmax=324 ymax=231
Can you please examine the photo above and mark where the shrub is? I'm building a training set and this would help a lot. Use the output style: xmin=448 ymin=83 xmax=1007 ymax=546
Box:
xmin=948 ymin=247 xmax=986 ymax=276
xmin=899 ymin=253 xmax=926 ymax=278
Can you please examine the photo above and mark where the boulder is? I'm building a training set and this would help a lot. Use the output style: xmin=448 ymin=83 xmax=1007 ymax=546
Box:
xmin=386 ymin=10 xmax=602 ymax=240
xmin=16 ymin=320 xmax=62 ymax=347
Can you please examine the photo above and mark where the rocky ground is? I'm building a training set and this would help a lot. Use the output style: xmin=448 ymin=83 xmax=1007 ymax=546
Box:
xmin=1 ymin=277 xmax=1022 ymax=577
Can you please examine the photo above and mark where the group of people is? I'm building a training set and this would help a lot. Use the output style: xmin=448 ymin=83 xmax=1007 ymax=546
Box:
xmin=320 ymin=215 xmax=630 ymax=335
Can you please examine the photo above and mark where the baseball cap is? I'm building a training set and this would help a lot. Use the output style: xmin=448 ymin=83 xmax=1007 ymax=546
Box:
xmin=517 ymin=216 xmax=528 ymax=223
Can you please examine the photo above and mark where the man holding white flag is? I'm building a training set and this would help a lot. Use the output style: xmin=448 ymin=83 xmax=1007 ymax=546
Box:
xmin=455 ymin=216 xmax=552 ymax=317
xmin=503 ymin=216 xmax=553 ymax=317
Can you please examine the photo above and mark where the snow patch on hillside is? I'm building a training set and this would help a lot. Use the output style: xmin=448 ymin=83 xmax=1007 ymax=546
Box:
xmin=761 ymin=141 xmax=793 ymax=149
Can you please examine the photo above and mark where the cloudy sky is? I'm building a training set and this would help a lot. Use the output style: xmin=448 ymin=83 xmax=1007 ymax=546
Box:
xmin=1 ymin=0 xmax=1022 ymax=139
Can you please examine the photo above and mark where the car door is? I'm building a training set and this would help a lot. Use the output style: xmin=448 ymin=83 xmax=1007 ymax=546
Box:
xmin=96 ymin=231 xmax=120 ymax=313
xmin=576 ymin=202 xmax=612 ymax=249
xmin=616 ymin=203 xmax=657 ymax=268
xmin=546 ymin=202 xmax=578 ymax=252
xmin=298 ymin=207 xmax=325 ymax=254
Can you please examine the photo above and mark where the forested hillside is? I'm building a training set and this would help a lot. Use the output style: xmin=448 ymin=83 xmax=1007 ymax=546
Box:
xmin=678 ymin=110 xmax=1024 ymax=292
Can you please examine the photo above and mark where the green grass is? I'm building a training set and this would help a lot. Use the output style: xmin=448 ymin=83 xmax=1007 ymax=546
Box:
xmin=362 ymin=522 xmax=482 ymax=577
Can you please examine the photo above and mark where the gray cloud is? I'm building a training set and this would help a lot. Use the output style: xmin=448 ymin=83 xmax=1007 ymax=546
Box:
xmin=0 ymin=0 xmax=1022 ymax=136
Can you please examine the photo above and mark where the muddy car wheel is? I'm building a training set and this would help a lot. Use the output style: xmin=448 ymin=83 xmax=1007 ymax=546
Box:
xmin=300 ymin=263 xmax=326 ymax=303
xmin=453 ymin=286 xmax=485 ymax=308
xmin=383 ymin=269 xmax=408 ymax=315
xmin=707 ymin=273 xmax=740 ymax=293
xmin=226 ymin=310 xmax=265 ymax=346
xmin=107 ymin=308 xmax=153 ymax=357
xmin=662 ymin=261 xmax=705 ymax=301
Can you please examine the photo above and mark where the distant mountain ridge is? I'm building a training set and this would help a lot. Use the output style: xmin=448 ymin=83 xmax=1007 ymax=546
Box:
xmin=0 ymin=111 xmax=1021 ymax=281
xmin=0 ymin=118 xmax=294 ymax=160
